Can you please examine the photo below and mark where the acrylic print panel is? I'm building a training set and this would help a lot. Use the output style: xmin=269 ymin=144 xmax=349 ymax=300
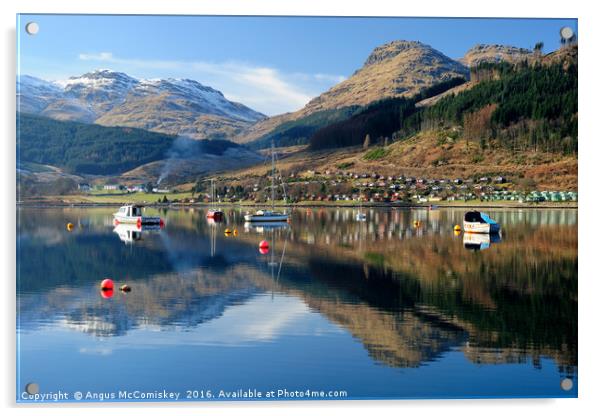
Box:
xmin=16 ymin=14 xmax=578 ymax=403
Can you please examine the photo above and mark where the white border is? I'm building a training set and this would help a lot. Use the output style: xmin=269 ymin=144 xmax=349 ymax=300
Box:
xmin=2 ymin=1 xmax=601 ymax=415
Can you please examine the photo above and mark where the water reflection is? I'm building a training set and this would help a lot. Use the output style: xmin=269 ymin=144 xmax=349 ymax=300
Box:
xmin=463 ymin=232 xmax=502 ymax=251
xmin=17 ymin=206 xmax=577 ymax=398
xmin=113 ymin=223 xmax=162 ymax=244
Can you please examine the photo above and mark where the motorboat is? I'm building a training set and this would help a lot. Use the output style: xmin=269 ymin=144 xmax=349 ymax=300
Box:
xmin=113 ymin=204 xmax=162 ymax=226
xmin=463 ymin=211 xmax=501 ymax=234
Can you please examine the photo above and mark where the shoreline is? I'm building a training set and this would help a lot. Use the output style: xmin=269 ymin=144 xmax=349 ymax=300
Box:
xmin=16 ymin=200 xmax=578 ymax=210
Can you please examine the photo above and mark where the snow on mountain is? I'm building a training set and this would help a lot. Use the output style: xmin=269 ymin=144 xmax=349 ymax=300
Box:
xmin=17 ymin=69 xmax=266 ymax=140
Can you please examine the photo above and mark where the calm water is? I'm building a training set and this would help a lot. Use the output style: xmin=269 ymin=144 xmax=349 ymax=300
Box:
xmin=16 ymin=206 xmax=578 ymax=402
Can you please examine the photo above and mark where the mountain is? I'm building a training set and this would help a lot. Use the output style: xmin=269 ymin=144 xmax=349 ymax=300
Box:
xmin=233 ymin=40 xmax=469 ymax=144
xmin=17 ymin=70 xmax=266 ymax=140
xmin=460 ymin=44 xmax=534 ymax=67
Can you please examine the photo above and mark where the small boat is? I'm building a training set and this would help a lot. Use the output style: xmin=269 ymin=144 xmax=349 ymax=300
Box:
xmin=356 ymin=191 xmax=367 ymax=221
xmin=206 ymin=179 xmax=223 ymax=220
xmin=429 ymin=204 xmax=439 ymax=210
xmin=113 ymin=204 xmax=161 ymax=226
xmin=244 ymin=210 xmax=289 ymax=222
xmin=244 ymin=141 xmax=288 ymax=223
xmin=463 ymin=211 xmax=501 ymax=234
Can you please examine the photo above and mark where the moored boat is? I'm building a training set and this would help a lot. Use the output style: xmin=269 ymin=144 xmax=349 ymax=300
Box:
xmin=113 ymin=205 xmax=161 ymax=226
xmin=244 ymin=210 xmax=289 ymax=222
xmin=463 ymin=211 xmax=501 ymax=234
xmin=244 ymin=141 xmax=288 ymax=223
xmin=206 ymin=179 xmax=224 ymax=220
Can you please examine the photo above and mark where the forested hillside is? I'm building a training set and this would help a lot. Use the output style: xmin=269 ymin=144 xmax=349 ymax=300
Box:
xmin=309 ymin=57 xmax=577 ymax=155
xmin=17 ymin=113 xmax=241 ymax=175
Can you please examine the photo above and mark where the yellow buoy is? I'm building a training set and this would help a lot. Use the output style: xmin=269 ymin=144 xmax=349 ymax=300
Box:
xmin=66 ymin=223 xmax=74 ymax=231
xmin=454 ymin=224 xmax=461 ymax=232
xmin=224 ymin=228 xmax=232 ymax=236
xmin=413 ymin=220 xmax=421 ymax=228
xmin=454 ymin=229 xmax=461 ymax=236
xmin=233 ymin=229 xmax=238 ymax=236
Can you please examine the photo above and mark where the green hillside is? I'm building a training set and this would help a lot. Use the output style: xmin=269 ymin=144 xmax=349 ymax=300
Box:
xmin=17 ymin=113 xmax=241 ymax=175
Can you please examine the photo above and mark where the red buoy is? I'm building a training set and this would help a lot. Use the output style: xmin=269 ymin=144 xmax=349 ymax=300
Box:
xmin=159 ymin=219 xmax=165 ymax=228
xmin=100 ymin=288 xmax=114 ymax=299
xmin=137 ymin=218 xmax=142 ymax=229
xmin=100 ymin=278 xmax=114 ymax=290
xmin=259 ymin=246 xmax=269 ymax=255
xmin=259 ymin=240 xmax=269 ymax=249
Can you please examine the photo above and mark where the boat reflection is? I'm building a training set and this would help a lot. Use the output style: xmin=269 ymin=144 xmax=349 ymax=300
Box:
xmin=463 ymin=232 xmax=502 ymax=251
xmin=244 ymin=221 xmax=290 ymax=233
xmin=113 ymin=223 xmax=162 ymax=244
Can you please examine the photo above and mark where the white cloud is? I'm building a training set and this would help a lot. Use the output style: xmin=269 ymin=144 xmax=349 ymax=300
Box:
xmin=75 ymin=52 xmax=345 ymax=115
xmin=78 ymin=52 xmax=114 ymax=61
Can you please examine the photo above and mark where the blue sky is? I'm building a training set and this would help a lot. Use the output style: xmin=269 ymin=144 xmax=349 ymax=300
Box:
xmin=17 ymin=15 xmax=577 ymax=115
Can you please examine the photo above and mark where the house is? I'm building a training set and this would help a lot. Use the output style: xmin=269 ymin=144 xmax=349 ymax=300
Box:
xmin=103 ymin=184 xmax=119 ymax=191
xmin=78 ymin=183 xmax=91 ymax=192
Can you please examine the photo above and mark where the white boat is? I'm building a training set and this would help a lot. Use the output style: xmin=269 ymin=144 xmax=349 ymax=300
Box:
xmin=113 ymin=204 xmax=161 ymax=225
xmin=244 ymin=210 xmax=289 ymax=222
xmin=245 ymin=141 xmax=289 ymax=223
xmin=463 ymin=211 xmax=501 ymax=234
xmin=356 ymin=191 xmax=367 ymax=221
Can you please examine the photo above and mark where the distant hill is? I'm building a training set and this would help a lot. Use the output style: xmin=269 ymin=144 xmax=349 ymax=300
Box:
xmin=234 ymin=40 xmax=470 ymax=145
xmin=17 ymin=113 xmax=247 ymax=176
xmin=17 ymin=70 xmax=266 ymax=140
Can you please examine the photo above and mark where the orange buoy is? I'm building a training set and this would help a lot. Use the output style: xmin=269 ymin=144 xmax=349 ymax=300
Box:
xmin=100 ymin=278 xmax=114 ymax=291
xmin=233 ymin=229 xmax=238 ymax=236
xmin=100 ymin=289 xmax=114 ymax=299
xmin=66 ymin=223 xmax=74 ymax=231
xmin=120 ymin=284 xmax=131 ymax=292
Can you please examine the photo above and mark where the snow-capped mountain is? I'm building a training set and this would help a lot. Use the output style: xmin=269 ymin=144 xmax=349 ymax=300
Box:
xmin=17 ymin=70 xmax=266 ymax=140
